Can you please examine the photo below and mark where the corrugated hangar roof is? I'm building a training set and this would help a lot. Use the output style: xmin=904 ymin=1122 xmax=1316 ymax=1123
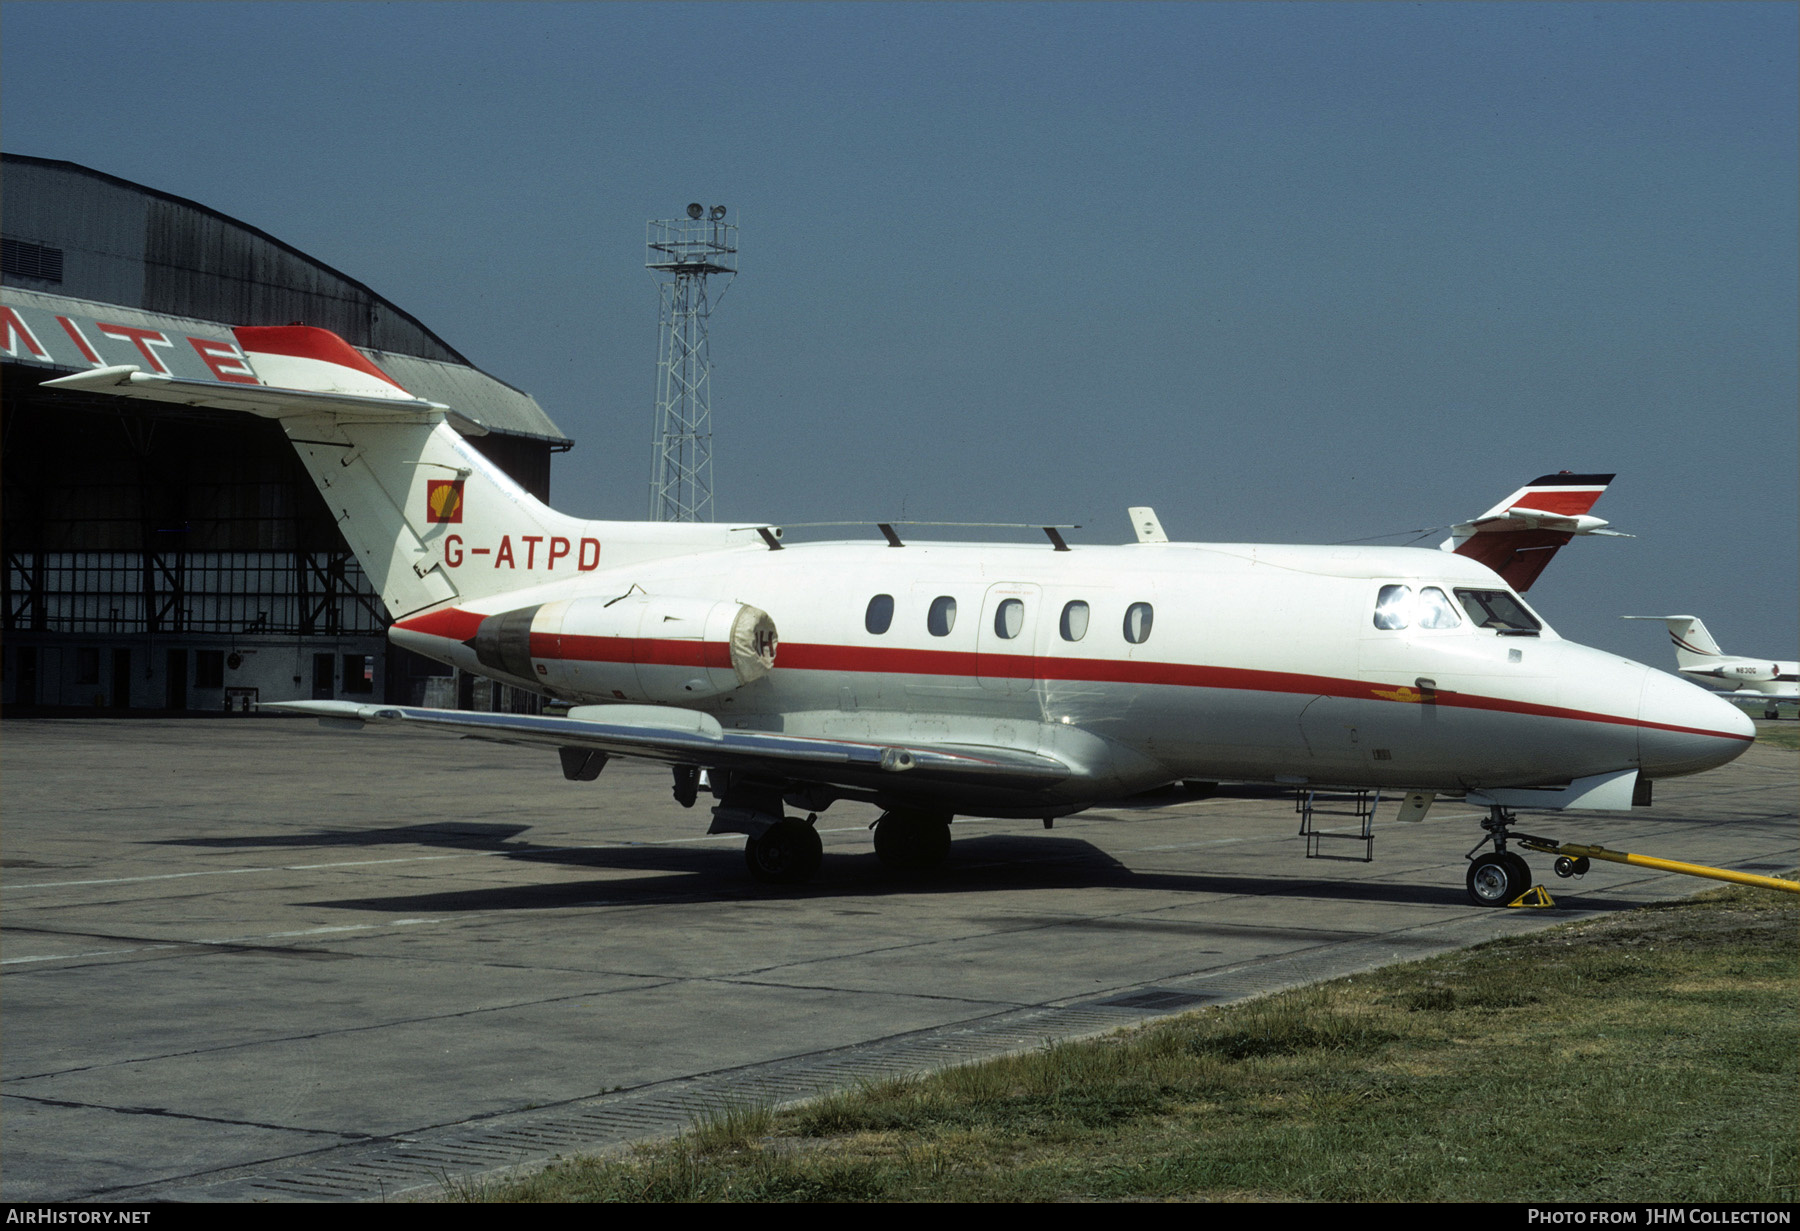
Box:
xmin=1 ymin=154 xmax=568 ymax=444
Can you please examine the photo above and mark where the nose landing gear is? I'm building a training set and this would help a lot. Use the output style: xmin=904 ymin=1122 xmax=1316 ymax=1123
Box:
xmin=1466 ymin=849 xmax=1534 ymax=906
xmin=1464 ymin=805 xmax=1557 ymax=907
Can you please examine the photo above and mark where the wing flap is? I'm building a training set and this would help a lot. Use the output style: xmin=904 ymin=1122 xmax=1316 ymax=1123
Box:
xmin=267 ymin=701 xmax=1073 ymax=790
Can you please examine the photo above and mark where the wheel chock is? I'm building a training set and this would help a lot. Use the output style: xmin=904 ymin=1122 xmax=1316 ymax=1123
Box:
xmin=1506 ymin=885 xmax=1557 ymax=908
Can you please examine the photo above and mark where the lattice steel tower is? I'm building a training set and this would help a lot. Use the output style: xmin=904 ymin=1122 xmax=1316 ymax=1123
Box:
xmin=647 ymin=203 xmax=737 ymax=521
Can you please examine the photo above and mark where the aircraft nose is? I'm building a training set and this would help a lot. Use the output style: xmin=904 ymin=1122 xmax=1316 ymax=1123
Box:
xmin=1637 ymin=667 xmax=1756 ymax=778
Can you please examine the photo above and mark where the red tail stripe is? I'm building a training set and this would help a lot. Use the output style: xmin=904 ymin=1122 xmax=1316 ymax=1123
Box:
xmin=232 ymin=325 xmax=408 ymax=390
xmin=1503 ymin=488 xmax=1605 ymax=516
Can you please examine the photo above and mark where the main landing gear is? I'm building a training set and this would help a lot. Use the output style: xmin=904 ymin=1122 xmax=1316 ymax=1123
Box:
xmin=744 ymin=817 xmax=824 ymax=885
xmin=872 ymin=809 xmax=952 ymax=871
xmin=695 ymin=767 xmax=955 ymax=885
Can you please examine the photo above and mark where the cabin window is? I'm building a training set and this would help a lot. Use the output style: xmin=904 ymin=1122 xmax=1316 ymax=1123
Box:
xmin=1454 ymin=589 xmax=1541 ymax=634
xmin=1059 ymin=600 xmax=1089 ymax=642
xmin=928 ymin=595 xmax=957 ymax=637
xmin=1374 ymin=584 xmax=1412 ymax=630
xmin=994 ymin=598 xmax=1025 ymax=639
xmin=1417 ymin=586 xmax=1461 ymax=630
xmin=1123 ymin=602 xmax=1154 ymax=645
xmin=865 ymin=594 xmax=895 ymax=634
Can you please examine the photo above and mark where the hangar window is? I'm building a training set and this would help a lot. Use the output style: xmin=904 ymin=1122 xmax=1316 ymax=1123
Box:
xmin=1059 ymin=600 xmax=1089 ymax=642
xmin=1455 ymin=589 xmax=1541 ymax=635
xmin=1123 ymin=602 xmax=1154 ymax=645
xmin=865 ymin=593 xmax=895 ymax=635
xmin=994 ymin=598 xmax=1025 ymax=639
xmin=343 ymin=654 xmax=374 ymax=693
xmin=195 ymin=651 xmax=225 ymax=689
xmin=927 ymin=595 xmax=957 ymax=637
xmin=2 ymin=237 xmax=63 ymax=283
xmin=1374 ymin=584 xmax=1412 ymax=630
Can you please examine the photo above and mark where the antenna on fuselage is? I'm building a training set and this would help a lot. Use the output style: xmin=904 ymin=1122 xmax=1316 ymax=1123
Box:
xmin=1128 ymin=506 xmax=1169 ymax=544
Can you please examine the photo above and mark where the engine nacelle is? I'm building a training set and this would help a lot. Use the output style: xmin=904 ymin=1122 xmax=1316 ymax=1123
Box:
xmin=471 ymin=595 xmax=777 ymax=703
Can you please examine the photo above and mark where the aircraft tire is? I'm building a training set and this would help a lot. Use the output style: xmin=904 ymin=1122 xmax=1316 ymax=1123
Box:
xmin=873 ymin=811 xmax=952 ymax=870
xmin=744 ymin=819 xmax=823 ymax=885
xmin=1467 ymin=852 xmax=1530 ymax=907
xmin=1501 ymin=851 xmax=1533 ymax=892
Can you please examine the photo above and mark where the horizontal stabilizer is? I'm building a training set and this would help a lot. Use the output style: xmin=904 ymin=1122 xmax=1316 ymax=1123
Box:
xmin=1442 ymin=472 xmax=1620 ymax=591
xmin=39 ymin=364 xmax=488 ymax=435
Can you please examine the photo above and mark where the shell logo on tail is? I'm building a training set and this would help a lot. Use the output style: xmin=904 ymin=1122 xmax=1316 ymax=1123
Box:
xmin=427 ymin=480 xmax=465 ymax=524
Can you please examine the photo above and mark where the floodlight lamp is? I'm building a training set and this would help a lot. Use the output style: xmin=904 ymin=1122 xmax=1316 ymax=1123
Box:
xmin=709 ymin=205 xmax=727 ymax=220
xmin=686 ymin=203 xmax=704 ymax=220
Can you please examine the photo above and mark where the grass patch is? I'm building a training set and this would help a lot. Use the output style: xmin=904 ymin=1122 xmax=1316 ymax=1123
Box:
xmin=1753 ymin=720 xmax=1799 ymax=751
xmin=454 ymin=881 xmax=1797 ymax=1203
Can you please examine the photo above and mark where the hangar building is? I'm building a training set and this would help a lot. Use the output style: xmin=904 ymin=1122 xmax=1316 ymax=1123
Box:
xmin=2 ymin=154 xmax=571 ymax=712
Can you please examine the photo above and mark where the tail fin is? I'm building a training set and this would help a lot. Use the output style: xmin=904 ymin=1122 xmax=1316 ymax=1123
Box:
xmin=1440 ymin=472 xmax=1624 ymax=591
xmin=43 ymin=326 xmax=767 ymax=619
xmin=1623 ymin=615 xmax=1723 ymax=670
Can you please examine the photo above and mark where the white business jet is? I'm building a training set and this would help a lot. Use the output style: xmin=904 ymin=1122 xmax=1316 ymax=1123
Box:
xmin=44 ymin=328 xmax=1754 ymax=905
xmin=1623 ymin=616 xmax=1797 ymax=720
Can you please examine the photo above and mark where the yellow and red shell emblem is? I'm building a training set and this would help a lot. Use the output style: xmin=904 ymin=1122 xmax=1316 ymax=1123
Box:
xmin=426 ymin=479 xmax=465 ymax=524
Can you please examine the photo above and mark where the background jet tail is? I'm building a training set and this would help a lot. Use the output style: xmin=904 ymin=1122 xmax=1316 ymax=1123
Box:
xmin=1623 ymin=615 xmax=1723 ymax=669
xmin=44 ymin=326 xmax=769 ymax=620
xmin=1440 ymin=472 xmax=1620 ymax=591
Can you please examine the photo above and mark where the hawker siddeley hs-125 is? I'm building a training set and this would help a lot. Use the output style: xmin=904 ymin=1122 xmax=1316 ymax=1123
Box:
xmin=44 ymin=328 xmax=1755 ymax=905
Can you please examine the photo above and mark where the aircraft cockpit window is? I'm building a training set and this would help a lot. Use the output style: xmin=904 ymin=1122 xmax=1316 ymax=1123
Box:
xmin=1059 ymin=600 xmax=1090 ymax=642
xmin=1123 ymin=602 xmax=1154 ymax=645
xmin=1374 ymin=584 xmax=1412 ymax=630
xmin=865 ymin=594 xmax=895 ymax=635
xmin=928 ymin=595 xmax=957 ymax=637
xmin=1454 ymin=589 xmax=1541 ymax=635
xmin=1417 ymin=587 xmax=1461 ymax=630
xmin=994 ymin=598 xmax=1025 ymax=639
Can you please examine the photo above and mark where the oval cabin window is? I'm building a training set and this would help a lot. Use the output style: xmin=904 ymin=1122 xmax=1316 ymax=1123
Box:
xmin=994 ymin=598 xmax=1025 ymax=640
xmin=1123 ymin=602 xmax=1154 ymax=645
xmin=865 ymin=594 xmax=895 ymax=634
xmin=928 ymin=595 xmax=957 ymax=637
xmin=1060 ymin=600 xmax=1089 ymax=642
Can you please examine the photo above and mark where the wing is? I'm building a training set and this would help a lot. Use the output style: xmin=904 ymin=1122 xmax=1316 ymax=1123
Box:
xmin=268 ymin=701 xmax=1074 ymax=792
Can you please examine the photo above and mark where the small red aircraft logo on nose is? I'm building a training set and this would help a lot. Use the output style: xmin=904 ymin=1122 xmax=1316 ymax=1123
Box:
xmin=427 ymin=480 xmax=464 ymax=524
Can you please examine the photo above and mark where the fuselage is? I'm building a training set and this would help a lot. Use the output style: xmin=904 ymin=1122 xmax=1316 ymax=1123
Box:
xmin=389 ymin=537 xmax=1754 ymax=814
xmin=1678 ymin=660 xmax=1800 ymax=701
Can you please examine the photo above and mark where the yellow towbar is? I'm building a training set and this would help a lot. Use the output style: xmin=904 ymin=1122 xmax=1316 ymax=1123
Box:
xmin=1516 ymin=838 xmax=1800 ymax=895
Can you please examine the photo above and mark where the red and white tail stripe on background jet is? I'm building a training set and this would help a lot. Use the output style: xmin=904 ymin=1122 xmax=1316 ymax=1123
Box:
xmin=1623 ymin=616 xmax=1798 ymax=720
xmin=44 ymin=328 xmax=1754 ymax=906
xmin=1441 ymin=472 xmax=1628 ymax=592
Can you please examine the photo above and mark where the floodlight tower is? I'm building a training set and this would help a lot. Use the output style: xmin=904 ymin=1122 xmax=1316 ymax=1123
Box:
xmin=646 ymin=203 xmax=737 ymax=521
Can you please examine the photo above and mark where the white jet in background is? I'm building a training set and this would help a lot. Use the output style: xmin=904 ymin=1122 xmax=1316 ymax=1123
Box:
xmin=1624 ymin=616 xmax=1797 ymax=720
xmin=43 ymin=327 xmax=1755 ymax=906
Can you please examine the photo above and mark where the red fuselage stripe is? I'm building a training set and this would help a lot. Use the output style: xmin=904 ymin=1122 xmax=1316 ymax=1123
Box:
xmin=393 ymin=608 xmax=1751 ymax=743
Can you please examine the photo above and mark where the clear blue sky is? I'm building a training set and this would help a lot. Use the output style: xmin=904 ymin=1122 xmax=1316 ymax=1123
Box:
xmin=4 ymin=2 xmax=1794 ymax=660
